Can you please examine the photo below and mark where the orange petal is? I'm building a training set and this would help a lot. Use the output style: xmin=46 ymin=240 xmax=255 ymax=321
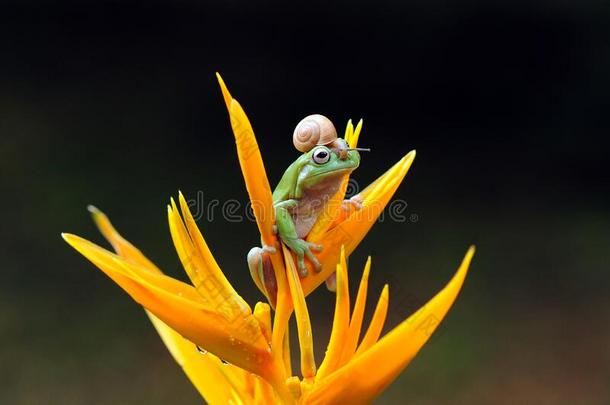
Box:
xmin=315 ymin=246 xmax=350 ymax=381
xmin=216 ymin=72 xmax=233 ymax=111
xmin=62 ymin=233 xmax=274 ymax=377
xmin=338 ymin=256 xmax=371 ymax=366
xmin=86 ymin=207 xmax=247 ymax=401
xmin=355 ymin=284 xmax=389 ymax=356
xmin=283 ymin=244 xmax=316 ymax=378
xmin=302 ymin=150 xmax=416 ymax=296
xmin=217 ymin=75 xmax=276 ymax=246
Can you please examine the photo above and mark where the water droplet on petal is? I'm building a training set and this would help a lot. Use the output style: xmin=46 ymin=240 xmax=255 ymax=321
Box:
xmin=196 ymin=346 xmax=207 ymax=355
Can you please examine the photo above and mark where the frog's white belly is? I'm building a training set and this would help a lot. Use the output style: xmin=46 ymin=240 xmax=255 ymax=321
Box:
xmin=293 ymin=214 xmax=319 ymax=239
xmin=290 ymin=177 xmax=344 ymax=238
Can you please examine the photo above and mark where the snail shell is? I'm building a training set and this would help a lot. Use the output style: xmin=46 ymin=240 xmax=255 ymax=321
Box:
xmin=292 ymin=114 xmax=338 ymax=152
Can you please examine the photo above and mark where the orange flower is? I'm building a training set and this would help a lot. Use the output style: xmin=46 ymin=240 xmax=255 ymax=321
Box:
xmin=62 ymin=75 xmax=474 ymax=403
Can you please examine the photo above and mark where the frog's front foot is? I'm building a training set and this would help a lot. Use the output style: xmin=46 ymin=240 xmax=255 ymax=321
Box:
xmin=284 ymin=238 xmax=323 ymax=277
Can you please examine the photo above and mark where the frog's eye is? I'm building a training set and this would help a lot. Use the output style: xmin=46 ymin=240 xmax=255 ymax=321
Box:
xmin=312 ymin=147 xmax=331 ymax=164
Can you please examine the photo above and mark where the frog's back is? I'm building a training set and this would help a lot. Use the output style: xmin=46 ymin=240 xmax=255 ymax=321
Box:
xmin=272 ymin=158 xmax=305 ymax=202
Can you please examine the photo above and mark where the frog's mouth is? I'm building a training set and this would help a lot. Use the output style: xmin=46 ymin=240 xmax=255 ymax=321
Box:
xmin=309 ymin=166 xmax=356 ymax=179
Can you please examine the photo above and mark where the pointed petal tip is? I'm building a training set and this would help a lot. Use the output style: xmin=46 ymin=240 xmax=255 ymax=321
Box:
xmin=462 ymin=245 xmax=476 ymax=269
xmin=216 ymin=73 xmax=233 ymax=109
xmin=177 ymin=191 xmax=189 ymax=209
xmin=215 ymin=72 xmax=226 ymax=88
xmin=398 ymin=150 xmax=416 ymax=170
xmin=62 ymin=232 xmax=82 ymax=247
xmin=86 ymin=204 xmax=100 ymax=214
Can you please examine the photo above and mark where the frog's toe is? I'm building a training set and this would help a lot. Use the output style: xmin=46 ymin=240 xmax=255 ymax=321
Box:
xmin=343 ymin=196 xmax=363 ymax=211
xmin=308 ymin=242 xmax=323 ymax=252
xmin=325 ymin=272 xmax=337 ymax=292
xmin=297 ymin=256 xmax=309 ymax=277
xmin=304 ymin=248 xmax=322 ymax=273
xmin=262 ymin=245 xmax=277 ymax=254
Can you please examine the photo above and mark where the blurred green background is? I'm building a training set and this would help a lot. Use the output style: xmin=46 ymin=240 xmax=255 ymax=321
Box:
xmin=1 ymin=1 xmax=609 ymax=404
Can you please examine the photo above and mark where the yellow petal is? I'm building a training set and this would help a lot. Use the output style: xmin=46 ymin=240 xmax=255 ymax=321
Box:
xmin=338 ymin=256 xmax=371 ymax=366
xmin=315 ymin=246 xmax=350 ymax=381
xmin=270 ymin=278 xmax=293 ymax=377
xmin=221 ymin=364 xmax=255 ymax=403
xmin=167 ymin=199 xmax=252 ymax=318
xmin=282 ymin=328 xmax=292 ymax=377
xmin=286 ymin=376 xmax=302 ymax=400
xmin=177 ymin=192 xmax=226 ymax=286
xmin=302 ymin=151 xmax=416 ymax=296
xmin=304 ymin=246 xmax=475 ymax=404
xmin=253 ymin=373 xmax=276 ymax=404
xmin=88 ymin=205 xmax=162 ymax=274
xmin=253 ymin=301 xmax=272 ymax=344
xmin=344 ymin=119 xmax=354 ymax=146
xmin=147 ymin=312 xmax=245 ymax=404
xmin=62 ymin=233 xmax=274 ymax=377
xmin=349 ymin=119 xmax=363 ymax=149
xmin=355 ymin=284 xmax=389 ymax=356
xmin=283 ymin=244 xmax=316 ymax=378
xmin=172 ymin=194 xmax=252 ymax=312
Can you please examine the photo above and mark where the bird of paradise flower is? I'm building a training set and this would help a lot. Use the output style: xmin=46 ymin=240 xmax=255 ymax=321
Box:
xmin=62 ymin=74 xmax=475 ymax=404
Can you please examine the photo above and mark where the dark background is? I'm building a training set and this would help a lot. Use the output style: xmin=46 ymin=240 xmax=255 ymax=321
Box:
xmin=1 ymin=1 xmax=609 ymax=404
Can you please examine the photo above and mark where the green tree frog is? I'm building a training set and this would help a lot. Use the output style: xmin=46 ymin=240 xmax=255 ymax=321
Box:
xmin=247 ymin=115 xmax=363 ymax=303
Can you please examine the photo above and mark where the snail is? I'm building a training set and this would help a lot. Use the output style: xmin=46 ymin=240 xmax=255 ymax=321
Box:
xmin=292 ymin=114 xmax=338 ymax=152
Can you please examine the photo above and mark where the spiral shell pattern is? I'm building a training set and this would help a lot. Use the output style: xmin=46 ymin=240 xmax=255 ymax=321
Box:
xmin=292 ymin=114 xmax=338 ymax=152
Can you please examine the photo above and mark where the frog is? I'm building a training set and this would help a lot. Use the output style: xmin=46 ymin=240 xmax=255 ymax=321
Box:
xmin=247 ymin=117 xmax=363 ymax=303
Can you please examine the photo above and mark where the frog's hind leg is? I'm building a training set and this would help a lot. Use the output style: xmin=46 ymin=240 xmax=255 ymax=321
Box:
xmin=325 ymin=272 xmax=337 ymax=292
xmin=247 ymin=246 xmax=278 ymax=307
